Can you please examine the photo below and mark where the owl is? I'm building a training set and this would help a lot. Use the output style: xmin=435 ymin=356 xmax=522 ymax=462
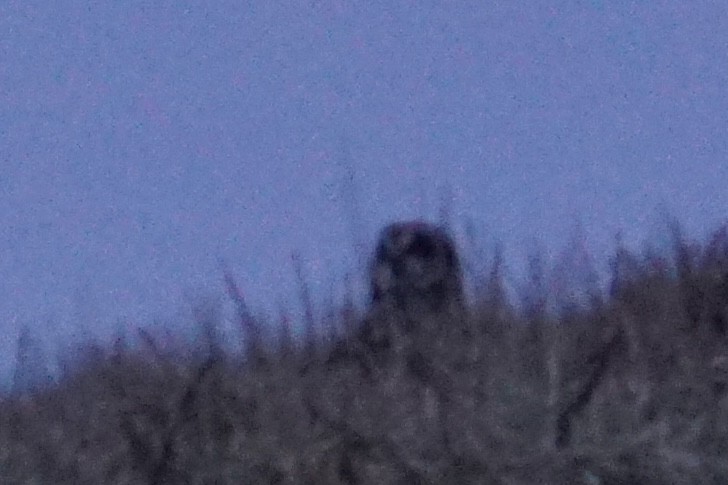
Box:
xmin=369 ymin=220 xmax=465 ymax=316
xmin=322 ymin=220 xmax=467 ymax=380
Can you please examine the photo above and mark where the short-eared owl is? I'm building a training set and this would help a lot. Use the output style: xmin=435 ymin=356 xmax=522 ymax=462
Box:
xmin=370 ymin=220 xmax=464 ymax=315
xmin=322 ymin=220 xmax=466 ymax=379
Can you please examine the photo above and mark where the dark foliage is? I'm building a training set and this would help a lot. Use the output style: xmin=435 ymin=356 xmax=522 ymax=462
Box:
xmin=2 ymin=223 xmax=728 ymax=483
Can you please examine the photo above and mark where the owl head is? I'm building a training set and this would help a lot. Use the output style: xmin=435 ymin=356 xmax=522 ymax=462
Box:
xmin=369 ymin=221 xmax=464 ymax=314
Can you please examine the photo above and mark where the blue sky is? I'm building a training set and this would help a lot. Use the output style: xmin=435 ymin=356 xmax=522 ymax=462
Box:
xmin=1 ymin=2 xmax=727 ymax=385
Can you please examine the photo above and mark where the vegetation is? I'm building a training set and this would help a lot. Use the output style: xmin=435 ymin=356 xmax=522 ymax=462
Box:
xmin=1 ymin=222 xmax=727 ymax=484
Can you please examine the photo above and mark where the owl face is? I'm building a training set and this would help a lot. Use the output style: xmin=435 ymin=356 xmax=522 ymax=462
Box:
xmin=370 ymin=221 xmax=463 ymax=313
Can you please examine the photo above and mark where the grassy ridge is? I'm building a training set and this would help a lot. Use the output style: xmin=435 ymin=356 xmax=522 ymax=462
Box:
xmin=1 ymin=223 xmax=727 ymax=484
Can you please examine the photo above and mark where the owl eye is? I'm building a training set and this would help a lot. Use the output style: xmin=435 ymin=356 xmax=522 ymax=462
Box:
xmin=406 ymin=232 xmax=439 ymax=260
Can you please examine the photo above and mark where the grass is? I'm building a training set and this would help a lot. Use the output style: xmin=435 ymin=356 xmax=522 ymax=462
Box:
xmin=1 ymin=221 xmax=727 ymax=484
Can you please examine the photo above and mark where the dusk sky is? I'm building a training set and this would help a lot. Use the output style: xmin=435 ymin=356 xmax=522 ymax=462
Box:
xmin=2 ymin=2 xmax=727 ymax=386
